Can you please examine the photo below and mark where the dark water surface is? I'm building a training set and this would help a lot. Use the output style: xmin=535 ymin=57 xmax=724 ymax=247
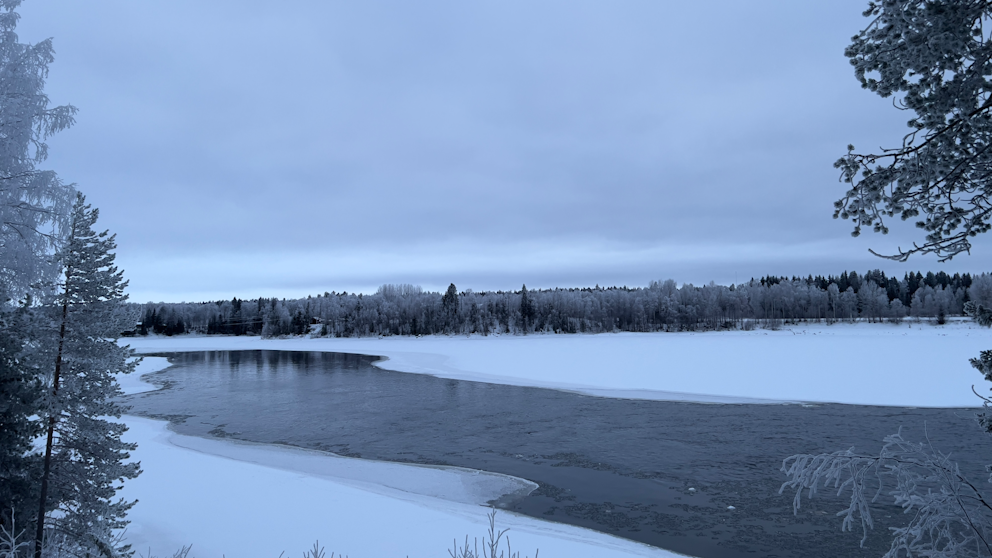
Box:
xmin=126 ymin=350 xmax=990 ymax=558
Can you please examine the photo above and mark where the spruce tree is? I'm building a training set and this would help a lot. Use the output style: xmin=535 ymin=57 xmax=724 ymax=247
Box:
xmin=34 ymin=193 xmax=139 ymax=558
xmin=0 ymin=300 xmax=45 ymax=533
xmin=442 ymin=283 xmax=459 ymax=332
xmin=519 ymin=284 xmax=535 ymax=333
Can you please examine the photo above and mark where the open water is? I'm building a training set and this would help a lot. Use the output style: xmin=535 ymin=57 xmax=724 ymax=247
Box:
xmin=124 ymin=350 xmax=990 ymax=558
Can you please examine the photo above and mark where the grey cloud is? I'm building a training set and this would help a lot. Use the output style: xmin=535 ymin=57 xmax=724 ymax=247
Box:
xmin=15 ymin=0 xmax=981 ymax=301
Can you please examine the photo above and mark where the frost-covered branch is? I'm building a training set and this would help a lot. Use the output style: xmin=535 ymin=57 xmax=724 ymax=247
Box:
xmin=833 ymin=0 xmax=992 ymax=261
xmin=781 ymin=429 xmax=992 ymax=557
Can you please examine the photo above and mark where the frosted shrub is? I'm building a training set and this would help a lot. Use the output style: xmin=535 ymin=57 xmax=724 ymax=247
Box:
xmin=449 ymin=509 xmax=538 ymax=558
xmin=779 ymin=301 xmax=992 ymax=557
xmin=780 ymin=428 xmax=992 ymax=557
xmin=107 ymin=510 xmax=533 ymax=558
xmin=0 ymin=510 xmax=29 ymax=558
xmin=138 ymin=547 xmax=191 ymax=558
xmin=0 ymin=513 xmax=113 ymax=558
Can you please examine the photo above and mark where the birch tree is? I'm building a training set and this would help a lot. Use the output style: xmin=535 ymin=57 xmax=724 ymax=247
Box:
xmin=0 ymin=0 xmax=75 ymax=541
xmin=0 ymin=0 xmax=75 ymax=298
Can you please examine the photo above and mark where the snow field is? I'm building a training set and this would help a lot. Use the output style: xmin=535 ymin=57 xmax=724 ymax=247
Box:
xmin=126 ymin=321 xmax=992 ymax=407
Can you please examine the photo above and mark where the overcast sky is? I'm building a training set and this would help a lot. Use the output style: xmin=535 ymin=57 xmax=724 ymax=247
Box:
xmin=14 ymin=1 xmax=989 ymax=302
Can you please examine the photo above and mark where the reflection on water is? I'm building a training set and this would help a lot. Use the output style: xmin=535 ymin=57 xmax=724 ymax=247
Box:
xmin=127 ymin=350 xmax=990 ymax=558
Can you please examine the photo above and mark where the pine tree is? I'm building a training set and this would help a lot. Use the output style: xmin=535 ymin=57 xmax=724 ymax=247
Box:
xmin=834 ymin=1 xmax=992 ymax=261
xmin=33 ymin=193 xmax=139 ymax=558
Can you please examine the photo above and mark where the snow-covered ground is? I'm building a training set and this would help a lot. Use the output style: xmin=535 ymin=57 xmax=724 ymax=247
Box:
xmin=117 ymin=322 xmax=991 ymax=556
xmin=127 ymin=320 xmax=992 ymax=407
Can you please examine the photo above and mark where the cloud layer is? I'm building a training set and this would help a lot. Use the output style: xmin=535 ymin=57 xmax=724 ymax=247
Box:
xmin=15 ymin=1 xmax=987 ymax=301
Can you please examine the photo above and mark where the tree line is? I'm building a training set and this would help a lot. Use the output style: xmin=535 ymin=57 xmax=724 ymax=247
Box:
xmin=136 ymin=269 xmax=988 ymax=339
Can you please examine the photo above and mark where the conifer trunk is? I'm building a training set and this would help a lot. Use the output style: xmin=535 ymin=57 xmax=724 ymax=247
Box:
xmin=33 ymin=265 xmax=70 ymax=558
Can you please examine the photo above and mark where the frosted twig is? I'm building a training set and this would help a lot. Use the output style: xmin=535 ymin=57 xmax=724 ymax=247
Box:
xmin=782 ymin=428 xmax=992 ymax=557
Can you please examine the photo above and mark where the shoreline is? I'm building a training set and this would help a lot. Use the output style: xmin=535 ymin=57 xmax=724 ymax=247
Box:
xmin=118 ymin=357 xmax=685 ymax=557
xmin=124 ymin=323 xmax=992 ymax=407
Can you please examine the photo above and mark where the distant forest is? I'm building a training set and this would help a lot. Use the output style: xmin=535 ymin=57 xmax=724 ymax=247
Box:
xmin=132 ymin=270 xmax=992 ymax=338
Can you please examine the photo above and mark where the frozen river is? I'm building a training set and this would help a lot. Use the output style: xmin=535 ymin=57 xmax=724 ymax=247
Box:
xmin=126 ymin=349 xmax=990 ymax=558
